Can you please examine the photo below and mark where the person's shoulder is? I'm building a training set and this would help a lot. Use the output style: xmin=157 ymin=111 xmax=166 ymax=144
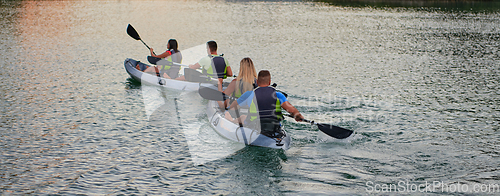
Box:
xmin=276 ymin=91 xmax=288 ymax=102
xmin=223 ymin=55 xmax=229 ymax=64
xmin=237 ymin=90 xmax=254 ymax=105
xmin=198 ymin=55 xmax=211 ymax=63
xmin=239 ymin=90 xmax=254 ymax=100
xmin=226 ymin=79 xmax=237 ymax=88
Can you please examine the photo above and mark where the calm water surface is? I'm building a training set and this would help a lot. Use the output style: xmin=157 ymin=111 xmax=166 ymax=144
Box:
xmin=1 ymin=0 xmax=499 ymax=195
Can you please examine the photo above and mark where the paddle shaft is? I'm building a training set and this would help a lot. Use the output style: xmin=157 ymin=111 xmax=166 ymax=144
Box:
xmin=127 ymin=24 xmax=163 ymax=82
xmin=285 ymin=114 xmax=311 ymax=123
xmin=147 ymin=56 xmax=194 ymax=69
xmin=140 ymin=40 xmax=155 ymax=54
xmin=127 ymin=24 xmax=156 ymax=55
xmin=137 ymin=34 xmax=157 ymax=56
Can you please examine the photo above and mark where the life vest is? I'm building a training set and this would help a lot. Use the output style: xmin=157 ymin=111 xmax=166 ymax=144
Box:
xmin=232 ymin=78 xmax=257 ymax=98
xmin=169 ymin=49 xmax=182 ymax=63
xmin=159 ymin=55 xmax=174 ymax=71
xmin=203 ymin=55 xmax=227 ymax=79
xmin=247 ymin=86 xmax=283 ymax=123
xmin=158 ymin=56 xmax=180 ymax=79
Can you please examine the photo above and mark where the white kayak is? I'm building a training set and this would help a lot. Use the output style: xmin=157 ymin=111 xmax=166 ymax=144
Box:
xmin=206 ymin=100 xmax=291 ymax=150
xmin=124 ymin=58 xmax=218 ymax=91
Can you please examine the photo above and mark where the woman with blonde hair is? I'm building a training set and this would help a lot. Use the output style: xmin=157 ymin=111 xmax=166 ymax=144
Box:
xmin=224 ymin=57 xmax=257 ymax=96
xmin=221 ymin=57 xmax=257 ymax=122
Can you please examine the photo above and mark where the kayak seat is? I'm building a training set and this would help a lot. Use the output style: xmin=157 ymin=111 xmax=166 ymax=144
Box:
xmin=164 ymin=65 xmax=180 ymax=79
xmin=184 ymin=68 xmax=208 ymax=83
xmin=135 ymin=60 xmax=149 ymax=71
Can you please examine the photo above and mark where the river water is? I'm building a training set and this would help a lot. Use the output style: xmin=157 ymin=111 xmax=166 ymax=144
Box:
xmin=1 ymin=0 xmax=499 ymax=195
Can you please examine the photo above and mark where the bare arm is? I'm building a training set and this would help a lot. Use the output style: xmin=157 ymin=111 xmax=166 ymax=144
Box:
xmin=189 ymin=62 xmax=201 ymax=69
xmin=226 ymin=66 xmax=233 ymax=77
xmin=150 ymin=48 xmax=171 ymax=59
xmin=228 ymin=97 xmax=240 ymax=109
xmin=220 ymin=80 xmax=236 ymax=108
xmin=218 ymin=78 xmax=223 ymax=92
xmin=281 ymin=101 xmax=303 ymax=122
xmin=223 ymin=79 xmax=236 ymax=96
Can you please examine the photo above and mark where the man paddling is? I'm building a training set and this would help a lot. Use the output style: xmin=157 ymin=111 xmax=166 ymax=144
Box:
xmin=178 ymin=41 xmax=233 ymax=91
xmin=227 ymin=70 xmax=303 ymax=138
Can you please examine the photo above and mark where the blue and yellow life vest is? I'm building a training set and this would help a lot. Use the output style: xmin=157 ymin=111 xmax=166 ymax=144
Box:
xmin=247 ymin=86 xmax=283 ymax=123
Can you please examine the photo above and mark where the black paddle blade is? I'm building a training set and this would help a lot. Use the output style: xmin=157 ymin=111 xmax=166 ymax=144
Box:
xmin=284 ymin=114 xmax=353 ymax=139
xmin=147 ymin=56 xmax=161 ymax=65
xmin=198 ymin=87 xmax=225 ymax=101
xmin=127 ymin=24 xmax=141 ymax=40
xmin=317 ymin=123 xmax=353 ymax=139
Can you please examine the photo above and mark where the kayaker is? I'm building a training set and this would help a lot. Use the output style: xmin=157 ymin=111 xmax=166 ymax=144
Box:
xmin=221 ymin=57 xmax=257 ymax=109
xmin=139 ymin=39 xmax=182 ymax=79
xmin=177 ymin=41 xmax=233 ymax=91
xmin=226 ymin=70 xmax=304 ymax=138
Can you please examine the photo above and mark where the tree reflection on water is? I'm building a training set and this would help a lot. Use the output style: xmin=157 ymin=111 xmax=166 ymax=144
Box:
xmin=307 ymin=0 xmax=500 ymax=12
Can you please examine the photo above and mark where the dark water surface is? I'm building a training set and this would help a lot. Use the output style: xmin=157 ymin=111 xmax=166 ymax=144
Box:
xmin=1 ymin=0 xmax=499 ymax=195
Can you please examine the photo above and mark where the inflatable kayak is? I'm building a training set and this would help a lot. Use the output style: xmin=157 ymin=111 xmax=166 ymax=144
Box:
xmin=124 ymin=58 xmax=219 ymax=91
xmin=206 ymin=100 xmax=291 ymax=150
